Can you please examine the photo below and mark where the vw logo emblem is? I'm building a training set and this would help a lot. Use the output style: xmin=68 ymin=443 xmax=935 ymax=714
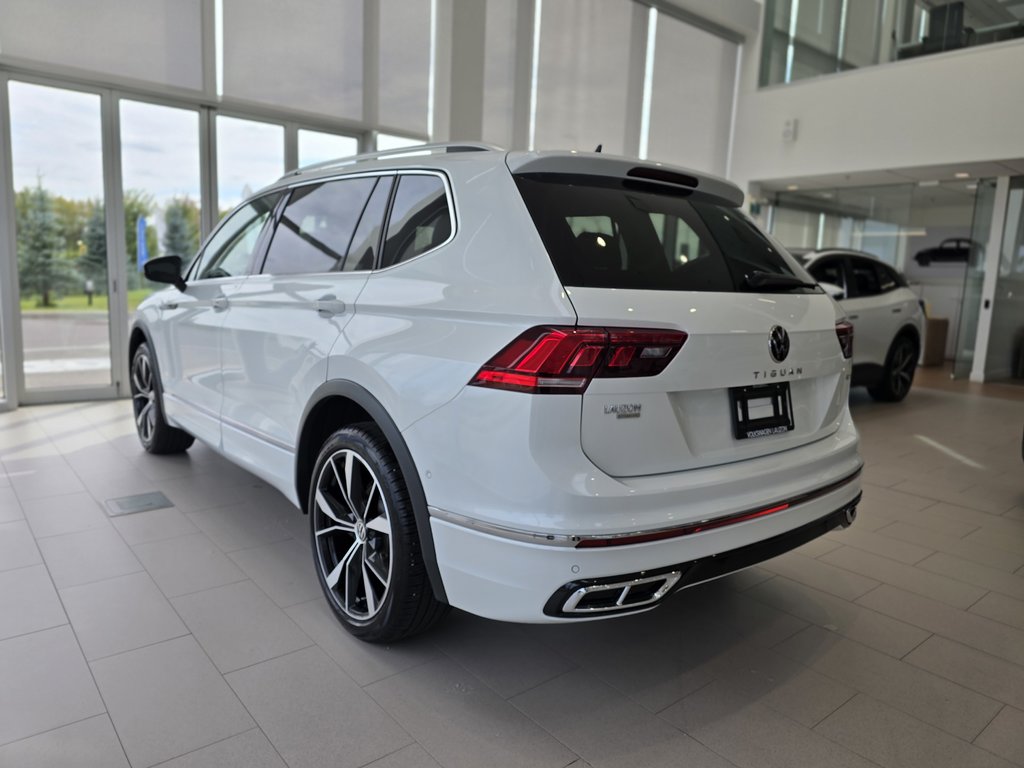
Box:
xmin=769 ymin=325 xmax=790 ymax=363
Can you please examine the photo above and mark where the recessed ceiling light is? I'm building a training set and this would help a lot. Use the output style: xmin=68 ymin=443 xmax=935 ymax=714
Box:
xmin=954 ymin=172 xmax=970 ymax=179
xmin=786 ymin=184 xmax=799 ymax=191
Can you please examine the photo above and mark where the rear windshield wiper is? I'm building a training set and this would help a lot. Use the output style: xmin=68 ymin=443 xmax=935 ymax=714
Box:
xmin=745 ymin=270 xmax=818 ymax=291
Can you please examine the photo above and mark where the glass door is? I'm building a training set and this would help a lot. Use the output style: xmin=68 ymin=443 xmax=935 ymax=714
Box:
xmin=952 ymin=179 xmax=996 ymax=379
xmin=119 ymin=99 xmax=203 ymax=310
xmin=7 ymin=80 xmax=119 ymax=398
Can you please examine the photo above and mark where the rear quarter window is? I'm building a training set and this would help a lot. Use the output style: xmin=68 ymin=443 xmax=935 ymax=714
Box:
xmin=380 ymin=174 xmax=453 ymax=269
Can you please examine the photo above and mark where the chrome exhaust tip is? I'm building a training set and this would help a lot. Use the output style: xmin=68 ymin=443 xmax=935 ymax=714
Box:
xmin=841 ymin=504 xmax=857 ymax=528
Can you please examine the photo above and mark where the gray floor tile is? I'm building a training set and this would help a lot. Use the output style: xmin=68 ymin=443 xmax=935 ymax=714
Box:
xmin=38 ymin=526 xmax=143 ymax=588
xmin=918 ymin=552 xmax=1024 ymax=601
xmin=0 ymin=519 xmax=42 ymax=572
xmin=433 ymin=611 xmax=576 ymax=699
xmin=285 ymin=598 xmax=439 ymax=686
xmin=227 ymin=538 xmax=321 ymax=608
xmin=975 ymin=706 xmax=1024 ymax=767
xmin=759 ymin=550 xmax=881 ymax=601
xmin=0 ymin=486 xmax=24 ymax=522
xmin=746 ymin=576 xmax=930 ymax=658
xmin=857 ymin=585 xmax=1024 ymax=668
xmin=0 ymin=563 xmax=66 ymax=640
xmin=154 ymin=729 xmax=286 ymax=768
xmin=904 ymin=635 xmax=1024 ymax=711
xmin=90 ymin=635 xmax=254 ymax=768
xmin=777 ymin=626 xmax=1001 ymax=740
xmin=228 ymin=646 xmax=412 ymax=768
xmin=969 ymin=591 xmax=1024 ymax=632
xmin=171 ymin=580 xmax=312 ymax=673
xmin=532 ymin=605 xmax=731 ymax=714
xmin=6 ymin=455 xmax=86 ymax=500
xmin=824 ymin=525 xmax=934 ymax=564
xmin=133 ymin=532 xmax=247 ymax=598
xmin=660 ymin=679 xmax=876 ymax=768
xmin=820 ymin=545 xmax=987 ymax=609
xmin=889 ymin=504 xmax=980 ymax=538
xmin=877 ymin=521 xmax=1024 ymax=573
xmin=681 ymin=580 xmax=810 ymax=649
xmin=0 ymin=715 xmax=128 ymax=768
xmin=708 ymin=644 xmax=858 ymax=729
xmin=367 ymin=657 xmax=574 ymax=768
xmin=111 ymin=506 xmax=199 ymax=546
xmin=21 ymin=491 xmax=110 ymax=538
xmin=187 ymin=500 xmax=292 ymax=552
xmin=815 ymin=694 xmax=1013 ymax=768
xmin=0 ymin=625 xmax=105 ymax=745
xmin=511 ymin=669 xmax=731 ymax=768
xmin=364 ymin=745 xmax=445 ymax=768
xmin=60 ymin=571 xmax=188 ymax=660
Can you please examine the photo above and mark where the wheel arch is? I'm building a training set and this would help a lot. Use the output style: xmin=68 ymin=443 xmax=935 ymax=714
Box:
xmin=296 ymin=380 xmax=448 ymax=605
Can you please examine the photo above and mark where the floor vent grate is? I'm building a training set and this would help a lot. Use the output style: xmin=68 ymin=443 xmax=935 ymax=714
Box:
xmin=105 ymin=491 xmax=173 ymax=517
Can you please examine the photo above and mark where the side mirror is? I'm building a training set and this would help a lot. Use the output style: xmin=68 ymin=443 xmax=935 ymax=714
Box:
xmin=144 ymin=255 xmax=186 ymax=292
xmin=819 ymin=281 xmax=845 ymax=301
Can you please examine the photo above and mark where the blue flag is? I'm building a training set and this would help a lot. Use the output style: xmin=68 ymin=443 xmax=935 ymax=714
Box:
xmin=136 ymin=216 xmax=149 ymax=271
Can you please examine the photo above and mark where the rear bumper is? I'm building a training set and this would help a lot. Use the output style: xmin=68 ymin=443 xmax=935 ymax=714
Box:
xmin=428 ymin=470 xmax=862 ymax=623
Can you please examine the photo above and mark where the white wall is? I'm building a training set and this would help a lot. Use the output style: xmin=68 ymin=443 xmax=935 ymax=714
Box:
xmin=730 ymin=38 xmax=1024 ymax=191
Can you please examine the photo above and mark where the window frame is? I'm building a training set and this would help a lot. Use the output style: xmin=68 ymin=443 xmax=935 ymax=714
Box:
xmin=376 ymin=170 xmax=458 ymax=272
xmin=258 ymin=175 xmax=382 ymax=277
xmin=187 ymin=191 xmax=285 ymax=281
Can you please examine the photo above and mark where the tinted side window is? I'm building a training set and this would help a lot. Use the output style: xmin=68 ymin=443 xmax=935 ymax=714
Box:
xmin=849 ymin=258 xmax=881 ymax=297
xmin=263 ymin=178 xmax=376 ymax=275
xmin=380 ymin=174 xmax=452 ymax=269
xmin=876 ymin=263 xmax=899 ymax=292
xmin=196 ymin=193 xmax=281 ymax=280
xmin=344 ymin=176 xmax=394 ymax=272
xmin=808 ymin=258 xmax=845 ymax=291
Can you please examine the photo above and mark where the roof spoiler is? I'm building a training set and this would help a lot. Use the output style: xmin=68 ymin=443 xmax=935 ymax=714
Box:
xmin=506 ymin=151 xmax=744 ymax=208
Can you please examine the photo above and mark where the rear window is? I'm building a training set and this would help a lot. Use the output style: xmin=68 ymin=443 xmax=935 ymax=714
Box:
xmin=515 ymin=174 xmax=810 ymax=293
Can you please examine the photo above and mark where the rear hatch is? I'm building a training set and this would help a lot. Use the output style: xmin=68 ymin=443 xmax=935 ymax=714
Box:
xmin=511 ymin=160 xmax=850 ymax=477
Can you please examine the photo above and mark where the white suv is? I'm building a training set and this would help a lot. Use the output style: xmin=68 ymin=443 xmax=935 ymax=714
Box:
xmin=132 ymin=144 xmax=863 ymax=642
xmin=799 ymin=250 xmax=924 ymax=402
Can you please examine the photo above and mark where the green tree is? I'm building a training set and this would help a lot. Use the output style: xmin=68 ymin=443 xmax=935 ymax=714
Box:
xmin=162 ymin=196 xmax=201 ymax=257
xmin=15 ymin=183 xmax=77 ymax=307
xmin=80 ymin=201 xmax=107 ymax=287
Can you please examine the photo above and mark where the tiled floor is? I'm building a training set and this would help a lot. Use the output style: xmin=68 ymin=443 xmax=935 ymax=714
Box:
xmin=0 ymin=384 xmax=1021 ymax=768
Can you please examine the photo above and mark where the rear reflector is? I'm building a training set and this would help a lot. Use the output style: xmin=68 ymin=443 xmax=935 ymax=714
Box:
xmin=835 ymin=321 xmax=854 ymax=359
xmin=576 ymin=503 xmax=790 ymax=548
xmin=469 ymin=326 xmax=687 ymax=394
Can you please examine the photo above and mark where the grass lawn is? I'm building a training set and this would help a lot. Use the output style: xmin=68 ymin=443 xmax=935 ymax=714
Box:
xmin=20 ymin=289 xmax=153 ymax=313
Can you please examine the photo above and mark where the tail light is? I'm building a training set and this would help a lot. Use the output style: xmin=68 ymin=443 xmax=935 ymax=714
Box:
xmin=470 ymin=326 xmax=687 ymax=394
xmin=835 ymin=320 xmax=854 ymax=359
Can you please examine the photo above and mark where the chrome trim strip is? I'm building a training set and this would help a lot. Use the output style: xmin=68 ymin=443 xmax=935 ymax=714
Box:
xmin=428 ymin=464 xmax=862 ymax=548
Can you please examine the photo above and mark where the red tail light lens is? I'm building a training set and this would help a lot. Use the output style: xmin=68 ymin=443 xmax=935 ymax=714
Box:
xmin=470 ymin=326 xmax=687 ymax=394
xmin=835 ymin=320 xmax=854 ymax=359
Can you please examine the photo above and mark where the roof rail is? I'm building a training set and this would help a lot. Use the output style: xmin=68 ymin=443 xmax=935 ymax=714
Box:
xmin=289 ymin=142 xmax=503 ymax=176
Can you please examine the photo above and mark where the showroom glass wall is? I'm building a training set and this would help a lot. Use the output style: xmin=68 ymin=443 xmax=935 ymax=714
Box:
xmin=760 ymin=0 xmax=1024 ymax=87
xmin=0 ymin=0 xmax=742 ymax=409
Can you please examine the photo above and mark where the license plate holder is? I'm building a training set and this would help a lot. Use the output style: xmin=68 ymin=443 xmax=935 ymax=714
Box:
xmin=729 ymin=382 xmax=794 ymax=440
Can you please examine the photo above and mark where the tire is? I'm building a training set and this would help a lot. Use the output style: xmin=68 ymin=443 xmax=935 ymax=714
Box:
xmin=130 ymin=343 xmax=195 ymax=454
xmin=309 ymin=423 xmax=448 ymax=643
xmin=868 ymin=334 xmax=918 ymax=402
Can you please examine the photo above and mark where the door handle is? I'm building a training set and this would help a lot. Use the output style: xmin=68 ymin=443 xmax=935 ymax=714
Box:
xmin=314 ymin=295 xmax=347 ymax=317
xmin=891 ymin=307 xmax=902 ymax=314
xmin=847 ymin=314 xmax=859 ymax=320
xmin=212 ymin=295 xmax=229 ymax=312
xmin=159 ymin=301 xmax=178 ymax=310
